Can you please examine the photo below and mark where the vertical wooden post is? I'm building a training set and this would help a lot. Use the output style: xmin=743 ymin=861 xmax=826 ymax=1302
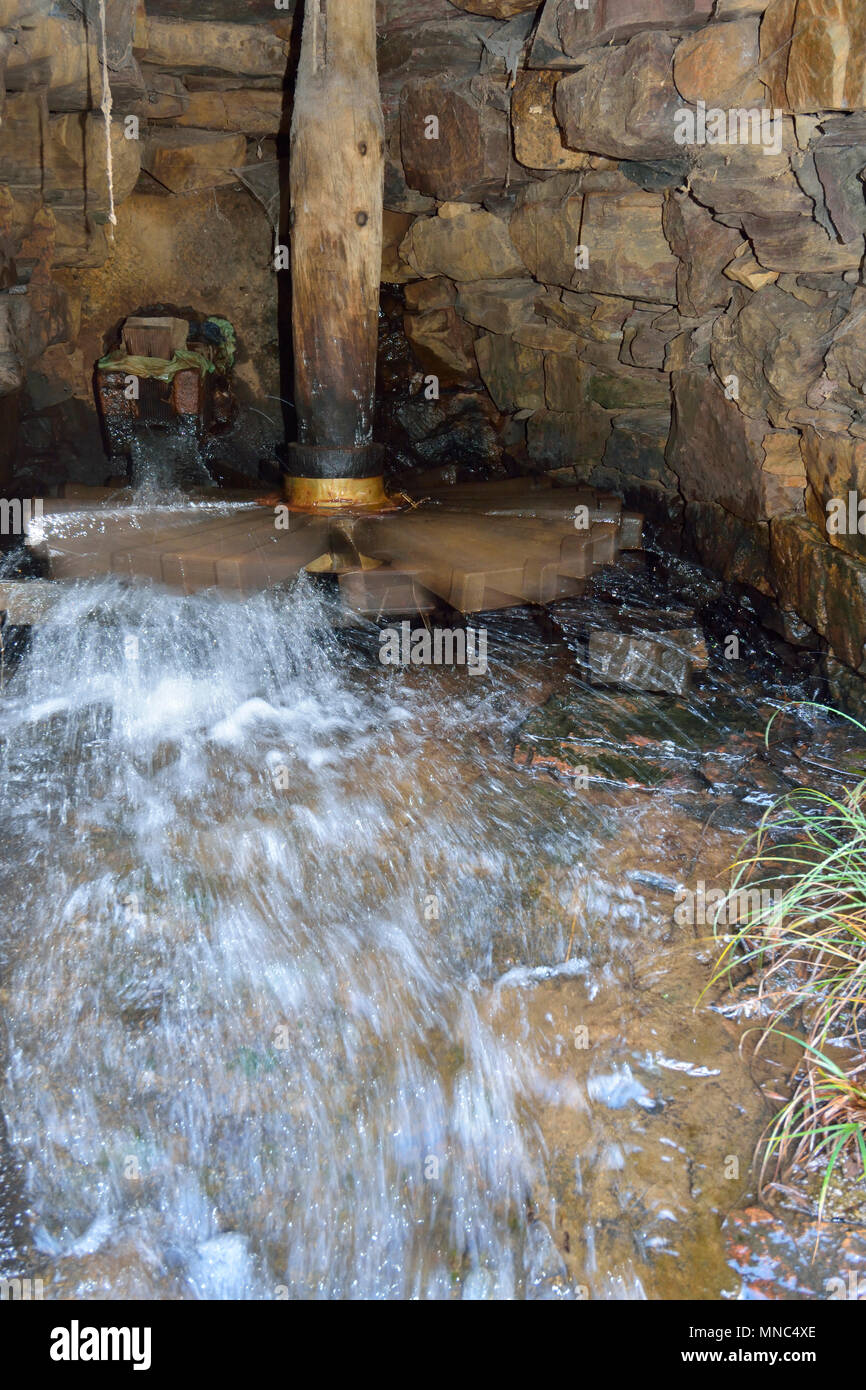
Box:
xmin=285 ymin=0 xmax=387 ymax=510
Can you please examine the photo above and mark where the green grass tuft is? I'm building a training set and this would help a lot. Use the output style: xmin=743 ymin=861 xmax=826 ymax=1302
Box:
xmin=708 ymin=704 xmax=866 ymax=1202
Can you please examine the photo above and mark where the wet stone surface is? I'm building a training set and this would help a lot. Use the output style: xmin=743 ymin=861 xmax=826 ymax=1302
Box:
xmin=0 ymin=543 xmax=861 ymax=1300
xmin=514 ymin=559 xmax=828 ymax=815
xmin=725 ymin=1206 xmax=866 ymax=1301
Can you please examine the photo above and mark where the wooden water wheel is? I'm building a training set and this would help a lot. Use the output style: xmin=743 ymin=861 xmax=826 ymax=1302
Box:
xmin=27 ymin=478 xmax=643 ymax=619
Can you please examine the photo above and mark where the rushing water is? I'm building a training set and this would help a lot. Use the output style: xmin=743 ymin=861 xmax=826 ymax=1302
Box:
xmin=0 ymin=528 xmax=849 ymax=1299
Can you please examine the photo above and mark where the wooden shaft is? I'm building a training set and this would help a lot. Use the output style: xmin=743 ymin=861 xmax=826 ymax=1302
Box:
xmin=289 ymin=0 xmax=384 ymax=477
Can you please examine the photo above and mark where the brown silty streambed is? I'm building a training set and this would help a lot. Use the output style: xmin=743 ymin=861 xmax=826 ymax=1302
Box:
xmin=0 ymin=544 xmax=862 ymax=1300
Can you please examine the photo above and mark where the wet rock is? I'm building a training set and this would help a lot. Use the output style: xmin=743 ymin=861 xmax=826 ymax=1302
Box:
xmin=475 ymin=333 xmax=545 ymax=412
xmin=744 ymin=211 xmax=865 ymax=275
xmin=555 ymin=33 xmax=685 ymax=163
xmin=45 ymin=1234 xmax=183 ymax=1301
xmin=771 ymin=514 xmax=866 ymax=671
xmin=689 ymin=139 xmax=813 ymax=220
xmin=187 ymin=1233 xmax=255 ymax=1300
xmin=620 ymin=308 xmax=681 ymax=372
xmin=513 ymin=680 xmax=753 ymax=791
xmin=709 ymin=285 xmax=842 ymax=421
xmin=399 ymin=74 xmax=511 ymax=202
xmin=668 ymin=369 xmax=778 ymax=520
xmin=673 ymin=17 xmax=765 ymax=105
xmin=726 ymin=1205 xmax=866 ymax=1299
xmin=654 ymin=552 xmax=725 ymax=607
xmin=378 ymin=311 xmax=417 ymax=397
xmin=662 ymin=192 xmax=744 ymax=320
xmin=543 ymin=354 xmax=590 ymax=413
xmin=587 ymin=366 xmax=670 ymax=410
xmin=0 ymin=578 xmax=61 ymax=625
xmin=577 ymin=192 xmax=679 ymax=303
xmin=576 ymin=597 xmax=710 ymax=688
xmin=395 ymin=388 xmax=498 ymax=446
xmin=404 ymin=307 xmax=479 ymax=387
xmin=761 ymin=0 xmax=866 ymax=112
xmin=532 ymin=0 xmax=713 ymax=69
xmin=602 ymin=409 xmax=678 ymax=489
xmin=512 ymin=71 xmax=594 ymax=172
xmin=514 ymin=698 xmax=687 ymax=788
xmin=411 ymin=395 xmax=504 ymax=470
xmin=393 ymin=395 xmax=450 ymax=444
xmin=685 ymin=501 xmax=774 ymax=594
xmin=527 ymin=405 xmax=612 ymax=468
xmin=456 ymin=279 xmax=541 ymax=334
xmin=448 ymin=0 xmax=539 ymax=13
xmin=401 ymin=203 xmax=526 ymax=281
xmin=557 ymin=592 xmax=702 ymax=639
xmin=823 ymin=654 xmax=866 ymax=719
xmin=744 ymin=589 xmax=820 ymax=651
xmin=588 ymin=630 xmax=696 ymax=694
xmin=381 ymin=210 xmax=416 ymax=283
xmin=509 ymin=174 xmax=584 ymax=288
xmin=801 ymin=423 xmax=866 ymax=562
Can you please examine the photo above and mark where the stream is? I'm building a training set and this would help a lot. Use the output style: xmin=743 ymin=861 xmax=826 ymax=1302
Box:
xmin=0 ymin=529 xmax=858 ymax=1300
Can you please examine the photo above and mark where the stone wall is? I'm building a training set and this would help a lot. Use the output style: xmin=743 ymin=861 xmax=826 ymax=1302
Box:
xmin=0 ymin=0 xmax=294 ymax=488
xmin=383 ymin=0 xmax=866 ymax=704
xmin=1 ymin=0 xmax=866 ymax=699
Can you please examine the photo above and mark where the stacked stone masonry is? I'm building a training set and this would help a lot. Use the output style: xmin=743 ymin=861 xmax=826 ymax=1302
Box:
xmin=1 ymin=0 xmax=866 ymax=696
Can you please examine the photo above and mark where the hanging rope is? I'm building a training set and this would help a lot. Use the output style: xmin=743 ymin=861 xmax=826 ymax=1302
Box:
xmin=96 ymin=0 xmax=117 ymax=228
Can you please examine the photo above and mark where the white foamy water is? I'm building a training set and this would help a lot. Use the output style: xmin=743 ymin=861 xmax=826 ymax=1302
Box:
xmin=0 ymin=541 xmax=808 ymax=1301
xmin=0 ymin=572 xmax=575 ymax=1299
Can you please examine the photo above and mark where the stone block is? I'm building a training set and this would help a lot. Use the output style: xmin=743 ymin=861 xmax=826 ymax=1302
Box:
xmin=401 ymin=203 xmax=526 ymax=281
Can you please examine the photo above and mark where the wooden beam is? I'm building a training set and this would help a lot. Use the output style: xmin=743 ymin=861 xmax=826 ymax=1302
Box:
xmin=287 ymin=0 xmax=385 ymax=496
